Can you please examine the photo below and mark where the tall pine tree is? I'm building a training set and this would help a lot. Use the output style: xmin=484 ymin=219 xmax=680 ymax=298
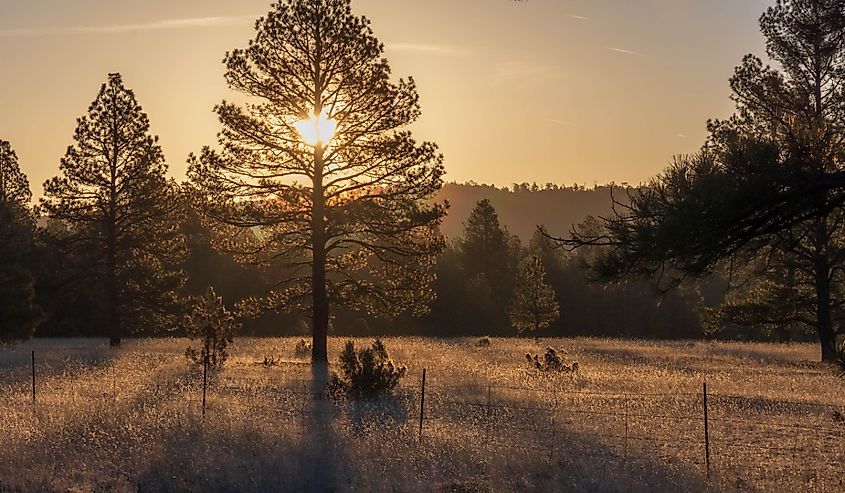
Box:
xmin=188 ymin=0 xmax=446 ymax=365
xmin=559 ymin=0 xmax=845 ymax=361
xmin=460 ymin=200 xmax=520 ymax=301
xmin=0 ymin=140 xmax=42 ymax=341
xmin=41 ymin=74 xmax=186 ymax=346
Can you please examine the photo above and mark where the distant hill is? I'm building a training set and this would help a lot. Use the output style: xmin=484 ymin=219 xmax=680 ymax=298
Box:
xmin=36 ymin=182 xmax=622 ymax=244
xmin=434 ymin=183 xmax=622 ymax=242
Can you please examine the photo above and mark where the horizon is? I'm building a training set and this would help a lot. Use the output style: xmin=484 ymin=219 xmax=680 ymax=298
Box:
xmin=1 ymin=0 xmax=771 ymax=201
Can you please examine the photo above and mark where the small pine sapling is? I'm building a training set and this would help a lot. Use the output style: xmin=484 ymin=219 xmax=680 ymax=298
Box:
xmin=508 ymin=256 xmax=560 ymax=334
xmin=185 ymin=287 xmax=239 ymax=369
xmin=328 ymin=339 xmax=407 ymax=400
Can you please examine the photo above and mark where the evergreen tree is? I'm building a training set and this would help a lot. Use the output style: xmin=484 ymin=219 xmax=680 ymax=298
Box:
xmin=0 ymin=140 xmax=42 ymax=341
xmin=709 ymin=0 xmax=845 ymax=359
xmin=188 ymin=0 xmax=446 ymax=365
xmin=41 ymin=73 xmax=186 ymax=346
xmin=0 ymin=140 xmax=32 ymax=207
xmin=508 ymin=255 xmax=560 ymax=333
xmin=460 ymin=199 xmax=520 ymax=304
xmin=185 ymin=286 xmax=240 ymax=369
xmin=559 ymin=0 xmax=845 ymax=360
xmin=449 ymin=199 xmax=521 ymax=334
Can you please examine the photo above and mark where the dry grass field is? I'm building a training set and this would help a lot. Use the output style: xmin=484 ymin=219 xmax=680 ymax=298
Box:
xmin=0 ymin=337 xmax=843 ymax=492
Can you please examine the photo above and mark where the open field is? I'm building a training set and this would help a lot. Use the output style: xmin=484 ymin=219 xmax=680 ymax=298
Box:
xmin=1 ymin=337 xmax=843 ymax=492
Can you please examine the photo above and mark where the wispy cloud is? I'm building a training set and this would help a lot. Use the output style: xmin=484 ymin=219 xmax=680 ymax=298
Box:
xmin=608 ymin=47 xmax=646 ymax=57
xmin=385 ymin=43 xmax=470 ymax=57
xmin=0 ymin=15 xmax=257 ymax=37
xmin=677 ymin=134 xmax=688 ymax=139
xmin=567 ymin=14 xmax=590 ymax=20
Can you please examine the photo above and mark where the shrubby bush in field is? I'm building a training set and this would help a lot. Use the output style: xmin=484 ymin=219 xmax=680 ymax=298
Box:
xmin=260 ymin=354 xmax=280 ymax=367
xmin=294 ymin=338 xmax=312 ymax=358
xmin=476 ymin=336 xmax=492 ymax=347
xmin=526 ymin=346 xmax=579 ymax=373
xmin=184 ymin=286 xmax=239 ymax=368
xmin=328 ymin=339 xmax=406 ymax=400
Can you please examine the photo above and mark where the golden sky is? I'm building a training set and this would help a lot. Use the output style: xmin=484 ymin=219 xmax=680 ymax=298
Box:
xmin=0 ymin=0 xmax=772 ymax=199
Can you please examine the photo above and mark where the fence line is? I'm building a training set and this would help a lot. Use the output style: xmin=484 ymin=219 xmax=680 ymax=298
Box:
xmin=4 ymin=354 xmax=844 ymax=486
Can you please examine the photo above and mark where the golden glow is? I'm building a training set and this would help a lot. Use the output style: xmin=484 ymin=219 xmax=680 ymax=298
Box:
xmin=295 ymin=110 xmax=337 ymax=148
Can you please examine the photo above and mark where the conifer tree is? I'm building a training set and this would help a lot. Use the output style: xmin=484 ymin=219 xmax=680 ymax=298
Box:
xmin=188 ymin=0 xmax=446 ymax=365
xmin=0 ymin=140 xmax=32 ymax=207
xmin=558 ymin=0 xmax=845 ymax=361
xmin=185 ymin=286 xmax=239 ymax=369
xmin=460 ymin=199 xmax=520 ymax=305
xmin=508 ymin=255 xmax=560 ymax=333
xmin=0 ymin=140 xmax=42 ymax=341
xmin=41 ymin=73 xmax=186 ymax=346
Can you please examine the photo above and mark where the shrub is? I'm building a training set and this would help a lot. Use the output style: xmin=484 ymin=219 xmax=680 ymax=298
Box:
xmin=260 ymin=355 xmax=280 ymax=367
xmin=328 ymin=339 xmax=406 ymax=400
xmin=294 ymin=338 xmax=312 ymax=358
xmin=526 ymin=347 xmax=579 ymax=373
xmin=184 ymin=287 xmax=239 ymax=369
xmin=476 ymin=336 xmax=491 ymax=348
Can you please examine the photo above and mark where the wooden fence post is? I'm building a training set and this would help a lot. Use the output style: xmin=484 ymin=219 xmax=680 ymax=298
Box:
xmin=703 ymin=381 xmax=711 ymax=476
xmin=418 ymin=368 xmax=426 ymax=441
xmin=31 ymin=350 xmax=36 ymax=406
xmin=202 ymin=347 xmax=209 ymax=419
xmin=485 ymin=385 xmax=492 ymax=445
xmin=550 ymin=388 xmax=557 ymax=462
xmin=623 ymin=393 xmax=629 ymax=463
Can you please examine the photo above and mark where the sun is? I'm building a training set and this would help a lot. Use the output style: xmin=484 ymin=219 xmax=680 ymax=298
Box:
xmin=294 ymin=109 xmax=337 ymax=147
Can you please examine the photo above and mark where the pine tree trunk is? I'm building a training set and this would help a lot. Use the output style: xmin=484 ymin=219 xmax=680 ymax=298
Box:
xmin=311 ymin=145 xmax=329 ymax=366
xmin=813 ymin=221 xmax=837 ymax=362
xmin=106 ymin=236 xmax=120 ymax=347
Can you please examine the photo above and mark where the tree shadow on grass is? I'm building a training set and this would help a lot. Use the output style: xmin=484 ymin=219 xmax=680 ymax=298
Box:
xmin=0 ymin=361 xmax=743 ymax=493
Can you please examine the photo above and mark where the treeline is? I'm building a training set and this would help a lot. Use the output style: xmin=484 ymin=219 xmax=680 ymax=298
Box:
xmin=3 ymin=116 xmax=721 ymax=342
xmin=0 ymin=127 xmax=801 ymax=342
xmin=364 ymin=199 xmax=726 ymax=339
xmin=0 ymin=79 xmax=815 ymax=345
xmin=1 ymin=129 xmax=812 ymax=342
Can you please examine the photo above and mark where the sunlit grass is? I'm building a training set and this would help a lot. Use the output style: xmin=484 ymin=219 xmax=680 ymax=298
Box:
xmin=0 ymin=337 xmax=842 ymax=492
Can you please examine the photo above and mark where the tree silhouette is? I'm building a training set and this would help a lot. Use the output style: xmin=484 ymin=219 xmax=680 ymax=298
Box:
xmin=508 ymin=255 xmax=560 ymax=333
xmin=460 ymin=199 xmax=520 ymax=304
xmin=555 ymin=0 xmax=845 ymax=361
xmin=188 ymin=0 xmax=446 ymax=365
xmin=0 ymin=140 xmax=42 ymax=341
xmin=0 ymin=140 xmax=32 ymax=207
xmin=453 ymin=199 xmax=521 ymax=333
xmin=41 ymin=73 xmax=186 ymax=346
xmin=184 ymin=286 xmax=240 ymax=369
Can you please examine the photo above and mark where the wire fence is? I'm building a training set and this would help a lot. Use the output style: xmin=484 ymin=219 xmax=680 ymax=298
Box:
xmin=3 ymin=352 xmax=845 ymax=489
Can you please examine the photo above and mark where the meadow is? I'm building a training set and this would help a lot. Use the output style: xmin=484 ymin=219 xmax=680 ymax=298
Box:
xmin=0 ymin=337 xmax=843 ymax=492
